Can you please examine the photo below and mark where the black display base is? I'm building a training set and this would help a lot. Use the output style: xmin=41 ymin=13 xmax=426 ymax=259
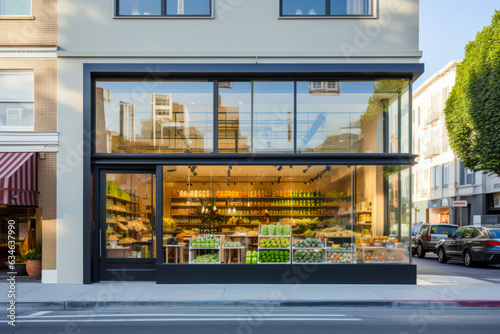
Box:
xmin=156 ymin=264 xmax=417 ymax=284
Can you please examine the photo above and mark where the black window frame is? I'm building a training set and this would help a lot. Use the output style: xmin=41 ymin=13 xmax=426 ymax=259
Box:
xmin=115 ymin=0 xmax=213 ymax=18
xmin=279 ymin=0 xmax=374 ymax=18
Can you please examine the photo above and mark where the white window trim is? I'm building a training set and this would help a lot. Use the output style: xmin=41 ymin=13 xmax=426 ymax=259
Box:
xmin=0 ymin=0 xmax=32 ymax=17
xmin=278 ymin=0 xmax=378 ymax=19
xmin=113 ymin=0 xmax=215 ymax=19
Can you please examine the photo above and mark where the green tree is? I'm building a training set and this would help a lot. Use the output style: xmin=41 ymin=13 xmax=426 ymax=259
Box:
xmin=444 ymin=11 xmax=500 ymax=175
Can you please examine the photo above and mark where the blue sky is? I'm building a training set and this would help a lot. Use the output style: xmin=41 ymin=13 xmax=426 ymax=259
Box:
xmin=416 ymin=0 xmax=499 ymax=88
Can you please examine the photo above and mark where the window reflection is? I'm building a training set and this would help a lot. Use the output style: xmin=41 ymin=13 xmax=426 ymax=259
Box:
xmin=166 ymin=0 xmax=211 ymax=15
xmin=118 ymin=0 xmax=162 ymax=16
xmin=331 ymin=0 xmax=371 ymax=15
xmin=96 ymin=81 xmax=214 ymax=154
xmin=282 ymin=0 xmax=326 ymax=16
xmin=297 ymin=80 xmax=409 ymax=154
xmin=218 ymin=81 xmax=294 ymax=154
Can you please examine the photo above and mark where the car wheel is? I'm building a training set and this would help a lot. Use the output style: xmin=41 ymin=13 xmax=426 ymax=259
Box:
xmin=417 ymin=244 xmax=426 ymax=258
xmin=438 ymin=247 xmax=448 ymax=263
xmin=464 ymin=250 xmax=475 ymax=267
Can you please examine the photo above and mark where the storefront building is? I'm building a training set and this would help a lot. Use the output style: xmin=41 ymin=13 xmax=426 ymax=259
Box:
xmin=57 ymin=0 xmax=423 ymax=284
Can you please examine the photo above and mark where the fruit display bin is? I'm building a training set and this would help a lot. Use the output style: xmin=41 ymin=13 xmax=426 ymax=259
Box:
xmin=358 ymin=246 xmax=386 ymax=263
xmin=189 ymin=236 xmax=222 ymax=264
xmin=385 ymin=248 xmax=409 ymax=263
xmin=292 ymin=249 xmax=327 ymax=264
xmin=326 ymin=246 xmax=356 ymax=264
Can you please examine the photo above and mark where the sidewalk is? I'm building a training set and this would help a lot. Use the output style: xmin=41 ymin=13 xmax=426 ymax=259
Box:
xmin=2 ymin=282 xmax=500 ymax=311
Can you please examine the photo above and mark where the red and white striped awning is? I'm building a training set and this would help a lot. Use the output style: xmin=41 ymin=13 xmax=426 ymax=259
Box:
xmin=0 ymin=153 xmax=37 ymax=206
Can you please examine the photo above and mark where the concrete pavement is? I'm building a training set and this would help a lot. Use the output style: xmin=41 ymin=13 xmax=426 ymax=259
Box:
xmin=1 ymin=282 xmax=500 ymax=311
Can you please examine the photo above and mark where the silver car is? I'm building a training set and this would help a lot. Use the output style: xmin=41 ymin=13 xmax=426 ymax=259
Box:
xmin=413 ymin=224 xmax=458 ymax=258
xmin=437 ymin=225 xmax=500 ymax=267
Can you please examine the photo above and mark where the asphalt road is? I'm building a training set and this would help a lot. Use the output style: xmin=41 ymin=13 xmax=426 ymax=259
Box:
xmin=2 ymin=308 xmax=500 ymax=334
xmin=413 ymin=253 xmax=500 ymax=284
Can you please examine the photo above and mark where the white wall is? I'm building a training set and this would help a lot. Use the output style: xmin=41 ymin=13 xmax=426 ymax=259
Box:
xmin=58 ymin=0 xmax=421 ymax=62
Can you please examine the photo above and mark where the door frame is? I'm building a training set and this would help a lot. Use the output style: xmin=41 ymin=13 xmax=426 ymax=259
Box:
xmin=97 ymin=167 xmax=157 ymax=281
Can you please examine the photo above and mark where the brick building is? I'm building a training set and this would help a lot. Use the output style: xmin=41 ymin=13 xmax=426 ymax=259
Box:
xmin=0 ymin=0 xmax=58 ymax=283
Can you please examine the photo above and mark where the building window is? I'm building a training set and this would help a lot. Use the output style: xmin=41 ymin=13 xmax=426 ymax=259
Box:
xmin=94 ymin=78 xmax=410 ymax=155
xmin=281 ymin=0 xmax=372 ymax=17
xmin=0 ymin=0 xmax=31 ymax=16
xmin=431 ymin=166 xmax=440 ymax=191
xmin=442 ymin=163 xmax=449 ymax=189
xmin=116 ymin=0 xmax=212 ymax=17
xmin=0 ymin=71 xmax=34 ymax=131
xmin=459 ymin=162 xmax=474 ymax=185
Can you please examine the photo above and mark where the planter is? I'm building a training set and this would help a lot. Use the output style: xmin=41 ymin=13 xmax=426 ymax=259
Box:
xmin=26 ymin=260 xmax=41 ymax=277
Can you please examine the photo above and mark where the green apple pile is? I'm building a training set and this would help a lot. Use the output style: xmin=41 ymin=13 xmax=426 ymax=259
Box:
xmin=223 ymin=241 xmax=242 ymax=247
xmin=191 ymin=236 xmax=220 ymax=248
xmin=259 ymin=250 xmax=290 ymax=263
xmin=293 ymin=238 xmax=323 ymax=248
xmin=246 ymin=251 xmax=258 ymax=264
xmin=191 ymin=253 xmax=219 ymax=264
xmin=293 ymin=249 xmax=325 ymax=263
xmin=259 ymin=237 xmax=290 ymax=248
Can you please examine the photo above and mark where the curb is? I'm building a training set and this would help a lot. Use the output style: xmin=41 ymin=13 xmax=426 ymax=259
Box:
xmin=3 ymin=300 xmax=500 ymax=311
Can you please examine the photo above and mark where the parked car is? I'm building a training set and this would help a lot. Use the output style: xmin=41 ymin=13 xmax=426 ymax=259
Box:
xmin=436 ymin=225 xmax=500 ymax=267
xmin=411 ymin=224 xmax=423 ymax=256
xmin=413 ymin=224 xmax=459 ymax=258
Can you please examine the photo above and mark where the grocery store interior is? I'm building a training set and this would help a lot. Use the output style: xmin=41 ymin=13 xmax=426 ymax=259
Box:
xmin=104 ymin=165 xmax=410 ymax=266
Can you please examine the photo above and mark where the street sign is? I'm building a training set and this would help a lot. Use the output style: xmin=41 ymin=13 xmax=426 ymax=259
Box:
xmin=452 ymin=200 xmax=468 ymax=208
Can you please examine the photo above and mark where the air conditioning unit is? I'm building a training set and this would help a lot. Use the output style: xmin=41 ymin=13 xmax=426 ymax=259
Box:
xmin=6 ymin=109 xmax=22 ymax=126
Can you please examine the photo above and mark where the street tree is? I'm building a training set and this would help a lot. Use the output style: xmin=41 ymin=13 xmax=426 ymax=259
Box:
xmin=444 ymin=11 xmax=500 ymax=175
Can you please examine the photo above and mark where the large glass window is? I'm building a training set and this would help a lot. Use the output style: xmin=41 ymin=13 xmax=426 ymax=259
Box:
xmin=218 ymin=81 xmax=295 ymax=154
xmin=116 ymin=0 xmax=212 ymax=17
xmin=95 ymin=78 xmax=410 ymax=155
xmin=161 ymin=164 xmax=410 ymax=265
xmin=0 ymin=0 xmax=31 ymax=16
xmin=281 ymin=0 xmax=372 ymax=17
xmin=95 ymin=80 xmax=214 ymax=154
xmin=297 ymin=80 xmax=409 ymax=154
xmin=0 ymin=71 xmax=34 ymax=131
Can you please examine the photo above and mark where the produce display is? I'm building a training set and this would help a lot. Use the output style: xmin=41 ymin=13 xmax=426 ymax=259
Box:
xmin=191 ymin=253 xmax=220 ymax=264
xmin=259 ymin=237 xmax=290 ymax=249
xmin=191 ymin=236 xmax=221 ymax=248
xmin=293 ymin=250 xmax=325 ymax=263
xmin=362 ymin=249 xmax=385 ymax=263
xmin=293 ymin=238 xmax=324 ymax=249
xmin=260 ymin=224 xmax=291 ymax=236
xmin=246 ymin=251 xmax=258 ymax=264
xmin=327 ymin=245 xmax=353 ymax=263
xmin=259 ymin=250 xmax=290 ymax=263
xmin=223 ymin=241 xmax=242 ymax=247
xmin=386 ymin=249 xmax=409 ymax=262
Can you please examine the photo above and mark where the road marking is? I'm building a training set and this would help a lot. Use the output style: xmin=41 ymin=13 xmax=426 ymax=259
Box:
xmin=18 ymin=313 xmax=347 ymax=319
xmin=1 ymin=318 xmax=362 ymax=323
xmin=24 ymin=311 xmax=52 ymax=318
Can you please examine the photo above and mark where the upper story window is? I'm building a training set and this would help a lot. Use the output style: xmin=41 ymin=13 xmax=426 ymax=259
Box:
xmin=0 ymin=71 xmax=35 ymax=132
xmin=0 ymin=0 xmax=31 ymax=16
xmin=459 ymin=162 xmax=474 ymax=186
xmin=116 ymin=0 xmax=212 ymax=17
xmin=281 ymin=0 xmax=372 ymax=17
